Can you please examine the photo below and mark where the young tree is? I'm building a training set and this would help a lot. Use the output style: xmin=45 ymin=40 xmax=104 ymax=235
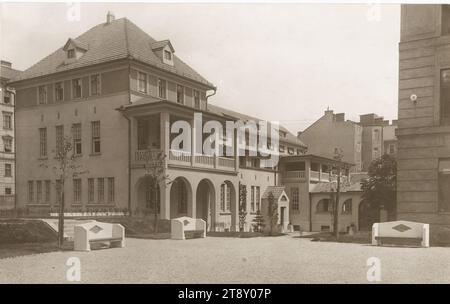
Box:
xmin=238 ymin=183 xmax=247 ymax=232
xmin=41 ymin=135 xmax=87 ymax=248
xmin=267 ymin=192 xmax=279 ymax=235
xmin=361 ymin=154 xmax=397 ymax=217
xmin=252 ymin=210 xmax=265 ymax=232
xmin=143 ymin=149 xmax=171 ymax=233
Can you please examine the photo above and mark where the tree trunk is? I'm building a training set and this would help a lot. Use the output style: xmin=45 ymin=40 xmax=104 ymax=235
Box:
xmin=58 ymin=183 xmax=65 ymax=248
xmin=153 ymin=185 xmax=158 ymax=234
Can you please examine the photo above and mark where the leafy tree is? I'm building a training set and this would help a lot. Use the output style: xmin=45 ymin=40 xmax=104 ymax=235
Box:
xmin=238 ymin=183 xmax=247 ymax=232
xmin=40 ymin=134 xmax=87 ymax=248
xmin=267 ymin=192 xmax=279 ymax=235
xmin=361 ymin=154 xmax=397 ymax=216
xmin=252 ymin=210 xmax=265 ymax=232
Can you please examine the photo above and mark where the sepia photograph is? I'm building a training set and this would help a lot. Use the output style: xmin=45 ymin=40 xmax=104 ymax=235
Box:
xmin=0 ymin=0 xmax=449 ymax=289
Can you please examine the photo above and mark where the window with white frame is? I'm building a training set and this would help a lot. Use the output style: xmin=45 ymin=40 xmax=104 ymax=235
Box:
xmin=97 ymin=178 xmax=104 ymax=203
xmin=255 ymin=186 xmax=260 ymax=211
xmin=251 ymin=186 xmax=255 ymax=212
xmin=108 ymin=177 xmax=115 ymax=203
xmin=72 ymin=123 xmax=82 ymax=155
xmin=440 ymin=69 xmax=450 ymax=125
xmin=138 ymin=72 xmax=147 ymax=93
xmin=3 ymin=112 xmax=12 ymax=130
xmin=176 ymin=85 xmax=184 ymax=104
xmin=73 ymin=179 xmax=81 ymax=203
xmin=88 ymin=178 xmax=94 ymax=203
xmin=45 ymin=180 xmax=51 ymax=203
xmin=291 ymin=187 xmax=299 ymax=211
xmin=164 ymin=50 xmax=172 ymax=61
xmin=4 ymin=163 xmax=11 ymax=177
xmin=55 ymin=125 xmax=64 ymax=156
xmin=38 ymin=85 xmax=47 ymax=104
xmin=28 ymin=181 xmax=34 ymax=203
xmin=39 ymin=128 xmax=47 ymax=158
xmin=342 ymin=199 xmax=352 ymax=214
xmin=55 ymin=82 xmax=64 ymax=102
xmin=158 ymin=79 xmax=167 ymax=99
xmin=36 ymin=181 xmax=42 ymax=203
xmin=90 ymin=74 xmax=100 ymax=96
xmin=91 ymin=121 xmax=101 ymax=154
xmin=72 ymin=78 xmax=82 ymax=99
xmin=194 ymin=90 xmax=200 ymax=109
xmin=3 ymin=137 xmax=12 ymax=153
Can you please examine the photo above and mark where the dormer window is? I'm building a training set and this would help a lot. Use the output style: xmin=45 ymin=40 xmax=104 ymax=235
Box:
xmin=164 ymin=50 xmax=172 ymax=61
xmin=67 ymin=49 xmax=75 ymax=59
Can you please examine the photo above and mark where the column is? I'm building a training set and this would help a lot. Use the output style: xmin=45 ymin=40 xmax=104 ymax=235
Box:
xmin=159 ymin=182 xmax=171 ymax=220
xmin=160 ymin=112 xmax=170 ymax=168
xmin=188 ymin=185 xmax=196 ymax=218
xmin=230 ymin=182 xmax=239 ymax=232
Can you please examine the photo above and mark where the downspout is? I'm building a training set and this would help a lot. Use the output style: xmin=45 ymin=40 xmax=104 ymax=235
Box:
xmin=125 ymin=61 xmax=132 ymax=216
xmin=309 ymin=192 xmax=312 ymax=232
xmin=205 ymin=87 xmax=217 ymax=111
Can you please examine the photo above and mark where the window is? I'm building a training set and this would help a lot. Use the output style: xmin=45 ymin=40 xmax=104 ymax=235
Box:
xmin=316 ymin=199 xmax=332 ymax=213
xmin=442 ymin=5 xmax=450 ymax=36
xmin=251 ymin=186 xmax=255 ymax=212
xmin=226 ymin=185 xmax=231 ymax=212
xmin=55 ymin=82 xmax=64 ymax=102
xmin=374 ymin=129 xmax=380 ymax=141
xmin=194 ymin=90 xmax=200 ymax=109
xmin=3 ymin=137 xmax=12 ymax=153
xmin=45 ymin=180 xmax=51 ymax=203
xmin=55 ymin=125 xmax=64 ymax=156
xmin=90 ymin=74 xmax=100 ymax=96
xmin=3 ymin=112 xmax=12 ymax=129
xmin=73 ymin=179 xmax=81 ymax=203
xmin=67 ymin=49 xmax=75 ymax=59
xmin=440 ymin=69 xmax=450 ymax=125
xmin=388 ymin=144 xmax=395 ymax=155
xmin=138 ymin=72 xmax=147 ymax=93
xmin=342 ymin=199 xmax=352 ymax=214
xmin=291 ymin=188 xmax=299 ymax=211
xmin=5 ymin=188 xmax=11 ymax=195
xmin=88 ymin=178 xmax=94 ymax=203
xmin=72 ymin=123 xmax=82 ymax=155
xmin=72 ymin=78 xmax=82 ymax=99
xmin=91 ymin=121 xmax=101 ymax=154
xmin=176 ymin=85 xmax=184 ymax=104
xmin=438 ymin=159 xmax=450 ymax=212
xmin=38 ymin=85 xmax=47 ymax=104
xmin=97 ymin=178 xmax=104 ymax=203
xmin=36 ymin=181 xmax=42 ymax=203
xmin=28 ymin=181 xmax=34 ymax=203
xmin=288 ymin=147 xmax=294 ymax=155
xmin=164 ymin=50 xmax=172 ymax=60
xmin=255 ymin=186 xmax=260 ymax=211
xmin=4 ymin=163 xmax=11 ymax=177
xmin=108 ymin=177 xmax=115 ymax=203
xmin=4 ymin=94 xmax=11 ymax=104
xmin=158 ymin=79 xmax=167 ymax=99
xmin=39 ymin=128 xmax=47 ymax=158
xmin=279 ymin=145 xmax=285 ymax=153
xmin=220 ymin=184 xmax=225 ymax=212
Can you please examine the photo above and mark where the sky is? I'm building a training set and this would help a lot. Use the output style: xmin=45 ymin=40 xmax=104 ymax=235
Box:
xmin=0 ymin=2 xmax=400 ymax=134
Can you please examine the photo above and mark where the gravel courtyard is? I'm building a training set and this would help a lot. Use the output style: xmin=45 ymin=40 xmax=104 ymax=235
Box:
xmin=1 ymin=235 xmax=449 ymax=284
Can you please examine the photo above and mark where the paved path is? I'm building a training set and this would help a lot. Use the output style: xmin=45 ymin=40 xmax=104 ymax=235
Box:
xmin=0 ymin=235 xmax=449 ymax=283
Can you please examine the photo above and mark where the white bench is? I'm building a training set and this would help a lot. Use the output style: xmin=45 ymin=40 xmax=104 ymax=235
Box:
xmin=372 ymin=220 xmax=429 ymax=248
xmin=171 ymin=216 xmax=206 ymax=240
xmin=74 ymin=221 xmax=125 ymax=251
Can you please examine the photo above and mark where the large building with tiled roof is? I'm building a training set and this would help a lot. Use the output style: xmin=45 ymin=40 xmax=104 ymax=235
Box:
xmin=10 ymin=12 xmax=312 ymax=232
xmin=0 ymin=60 xmax=21 ymax=210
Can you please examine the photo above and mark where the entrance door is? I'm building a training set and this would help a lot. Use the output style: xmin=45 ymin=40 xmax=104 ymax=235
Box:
xmin=280 ymin=207 xmax=285 ymax=226
xmin=358 ymin=200 xmax=379 ymax=231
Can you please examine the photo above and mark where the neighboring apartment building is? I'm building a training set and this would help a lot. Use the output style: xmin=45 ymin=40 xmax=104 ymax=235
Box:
xmin=298 ymin=109 xmax=363 ymax=172
xmin=11 ymin=13 xmax=308 ymax=232
xmin=396 ymin=4 xmax=450 ymax=238
xmin=0 ymin=60 xmax=21 ymax=210
xmin=359 ymin=113 xmax=398 ymax=171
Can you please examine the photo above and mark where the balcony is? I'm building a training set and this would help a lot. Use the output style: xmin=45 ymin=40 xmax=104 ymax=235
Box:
xmin=281 ymin=170 xmax=348 ymax=183
xmin=134 ymin=149 xmax=236 ymax=172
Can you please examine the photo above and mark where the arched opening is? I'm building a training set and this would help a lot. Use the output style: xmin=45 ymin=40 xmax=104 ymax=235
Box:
xmin=137 ymin=177 xmax=161 ymax=216
xmin=316 ymin=198 xmax=332 ymax=213
xmin=219 ymin=180 xmax=236 ymax=231
xmin=170 ymin=177 xmax=192 ymax=219
xmin=358 ymin=200 xmax=379 ymax=231
xmin=342 ymin=199 xmax=353 ymax=214
xmin=196 ymin=179 xmax=216 ymax=230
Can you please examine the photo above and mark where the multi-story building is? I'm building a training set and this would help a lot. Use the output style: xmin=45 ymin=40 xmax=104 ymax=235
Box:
xmin=359 ymin=113 xmax=397 ymax=171
xmin=0 ymin=60 xmax=20 ymax=210
xmin=11 ymin=13 xmax=308 ymax=231
xmin=396 ymin=4 xmax=450 ymax=239
xmin=298 ymin=109 xmax=363 ymax=172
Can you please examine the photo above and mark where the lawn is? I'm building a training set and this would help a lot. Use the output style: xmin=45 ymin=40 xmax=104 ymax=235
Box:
xmin=0 ymin=234 xmax=449 ymax=283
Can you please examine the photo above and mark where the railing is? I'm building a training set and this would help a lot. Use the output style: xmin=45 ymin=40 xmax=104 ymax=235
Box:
xmin=195 ymin=155 xmax=215 ymax=166
xmin=310 ymin=170 xmax=320 ymax=180
xmin=169 ymin=150 xmax=191 ymax=163
xmin=218 ymin=157 xmax=235 ymax=168
xmin=135 ymin=149 xmax=163 ymax=162
xmin=282 ymin=171 xmax=306 ymax=179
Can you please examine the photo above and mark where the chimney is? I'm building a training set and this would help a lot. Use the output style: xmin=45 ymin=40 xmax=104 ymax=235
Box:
xmin=324 ymin=108 xmax=333 ymax=115
xmin=334 ymin=113 xmax=345 ymax=122
xmin=1 ymin=60 xmax=12 ymax=68
xmin=106 ymin=11 xmax=115 ymax=24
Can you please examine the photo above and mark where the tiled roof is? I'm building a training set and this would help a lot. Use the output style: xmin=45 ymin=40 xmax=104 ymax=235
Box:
xmin=262 ymin=186 xmax=287 ymax=200
xmin=208 ymin=104 xmax=306 ymax=148
xmin=11 ymin=18 xmax=214 ymax=88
